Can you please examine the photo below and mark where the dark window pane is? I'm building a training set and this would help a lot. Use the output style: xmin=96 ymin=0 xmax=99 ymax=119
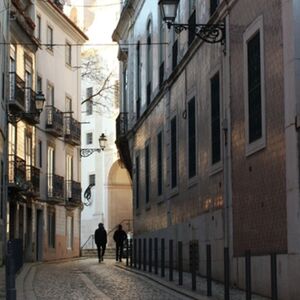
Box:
xmin=172 ymin=40 xmax=178 ymax=71
xmin=171 ymin=117 xmax=177 ymax=188
xmin=188 ymin=98 xmax=196 ymax=177
xmin=247 ymin=32 xmax=262 ymax=143
xmin=157 ymin=132 xmax=163 ymax=195
xmin=145 ymin=145 xmax=150 ymax=203
xmin=188 ymin=10 xmax=196 ymax=45
xmin=211 ymin=73 xmax=221 ymax=164
xmin=210 ymin=0 xmax=219 ymax=16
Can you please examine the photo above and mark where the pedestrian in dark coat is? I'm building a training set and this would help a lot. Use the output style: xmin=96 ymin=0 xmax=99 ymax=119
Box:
xmin=94 ymin=223 xmax=107 ymax=262
xmin=113 ymin=224 xmax=127 ymax=262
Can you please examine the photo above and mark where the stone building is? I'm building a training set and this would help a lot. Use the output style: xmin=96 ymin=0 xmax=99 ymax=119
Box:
xmin=34 ymin=0 xmax=87 ymax=261
xmin=113 ymin=0 xmax=300 ymax=299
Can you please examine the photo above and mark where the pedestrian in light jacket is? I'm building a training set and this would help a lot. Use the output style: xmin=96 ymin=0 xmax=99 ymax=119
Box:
xmin=113 ymin=224 xmax=127 ymax=262
xmin=94 ymin=223 xmax=107 ymax=263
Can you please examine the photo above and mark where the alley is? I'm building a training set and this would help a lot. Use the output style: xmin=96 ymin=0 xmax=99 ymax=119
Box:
xmin=17 ymin=258 xmax=193 ymax=300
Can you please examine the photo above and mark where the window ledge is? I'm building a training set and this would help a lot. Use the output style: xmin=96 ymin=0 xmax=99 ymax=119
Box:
xmin=209 ymin=161 xmax=223 ymax=176
xmin=246 ymin=138 xmax=266 ymax=157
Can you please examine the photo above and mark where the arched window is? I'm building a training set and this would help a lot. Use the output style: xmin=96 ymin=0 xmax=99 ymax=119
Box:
xmin=146 ymin=20 xmax=152 ymax=106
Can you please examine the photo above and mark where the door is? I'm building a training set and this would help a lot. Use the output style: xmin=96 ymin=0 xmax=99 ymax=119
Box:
xmin=36 ymin=209 xmax=43 ymax=261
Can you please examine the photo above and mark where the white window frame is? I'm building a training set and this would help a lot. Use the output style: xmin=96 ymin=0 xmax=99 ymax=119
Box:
xmin=47 ymin=25 xmax=53 ymax=52
xmin=65 ymin=41 xmax=72 ymax=66
xmin=243 ymin=15 xmax=266 ymax=156
xmin=36 ymin=15 xmax=41 ymax=41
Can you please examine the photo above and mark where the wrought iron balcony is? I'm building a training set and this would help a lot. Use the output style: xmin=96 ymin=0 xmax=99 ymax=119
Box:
xmin=65 ymin=180 xmax=81 ymax=206
xmin=9 ymin=72 xmax=25 ymax=112
xmin=23 ymin=88 xmax=40 ymax=125
xmin=45 ymin=105 xmax=64 ymax=137
xmin=8 ymin=155 xmax=26 ymax=189
xmin=116 ymin=113 xmax=132 ymax=178
xmin=64 ymin=116 xmax=81 ymax=146
xmin=47 ymin=173 xmax=64 ymax=201
xmin=25 ymin=165 xmax=40 ymax=195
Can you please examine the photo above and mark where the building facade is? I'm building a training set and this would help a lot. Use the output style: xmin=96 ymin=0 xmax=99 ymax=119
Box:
xmin=35 ymin=0 xmax=87 ymax=261
xmin=64 ymin=0 xmax=132 ymax=249
xmin=113 ymin=0 xmax=300 ymax=299
xmin=0 ymin=0 xmax=9 ymax=265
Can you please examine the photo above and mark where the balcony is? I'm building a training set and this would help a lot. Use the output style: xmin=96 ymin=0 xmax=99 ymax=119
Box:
xmin=25 ymin=165 xmax=40 ymax=195
xmin=45 ymin=105 xmax=64 ymax=137
xmin=116 ymin=113 xmax=132 ymax=177
xmin=47 ymin=174 xmax=64 ymax=202
xmin=8 ymin=155 xmax=26 ymax=190
xmin=9 ymin=72 xmax=25 ymax=112
xmin=23 ymin=88 xmax=40 ymax=125
xmin=65 ymin=180 xmax=81 ymax=206
xmin=64 ymin=116 xmax=81 ymax=146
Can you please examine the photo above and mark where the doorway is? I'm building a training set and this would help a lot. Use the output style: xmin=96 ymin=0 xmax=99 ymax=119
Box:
xmin=36 ymin=209 xmax=43 ymax=261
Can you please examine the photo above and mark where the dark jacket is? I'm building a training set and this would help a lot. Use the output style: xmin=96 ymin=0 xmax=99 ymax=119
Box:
xmin=113 ymin=229 xmax=127 ymax=245
xmin=94 ymin=227 xmax=107 ymax=245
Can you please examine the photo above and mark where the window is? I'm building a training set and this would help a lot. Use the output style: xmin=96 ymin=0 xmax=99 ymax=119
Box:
xmin=170 ymin=116 xmax=177 ymax=188
xmin=244 ymin=16 xmax=265 ymax=154
xmin=123 ymin=66 xmax=128 ymax=111
xmin=136 ymin=41 xmax=141 ymax=119
xmin=89 ymin=174 xmax=95 ymax=186
xmin=47 ymin=25 xmax=53 ymax=51
xmin=65 ymin=42 xmax=72 ymax=66
xmin=47 ymin=83 xmax=54 ymax=106
xmin=37 ymin=76 xmax=42 ymax=93
xmin=38 ymin=141 xmax=42 ymax=168
xmin=47 ymin=210 xmax=55 ymax=248
xmin=211 ymin=73 xmax=221 ymax=164
xmin=36 ymin=15 xmax=41 ymax=40
xmin=188 ymin=98 xmax=196 ymax=178
xmin=172 ymin=39 xmax=178 ymax=71
xmin=145 ymin=144 xmax=150 ymax=204
xmin=25 ymin=135 xmax=32 ymax=181
xmin=135 ymin=156 xmax=140 ymax=209
xmin=157 ymin=131 xmax=163 ymax=196
xmin=86 ymin=133 xmax=93 ymax=145
xmin=86 ymin=87 xmax=93 ymax=115
xmin=159 ymin=11 xmax=165 ymax=87
xmin=146 ymin=20 xmax=152 ymax=105
xmin=210 ymin=0 xmax=220 ymax=16
xmin=188 ymin=10 xmax=196 ymax=45
xmin=66 ymin=216 xmax=73 ymax=250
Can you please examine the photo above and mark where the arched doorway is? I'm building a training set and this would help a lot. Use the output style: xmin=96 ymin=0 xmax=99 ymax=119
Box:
xmin=107 ymin=160 xmax=132 ymax=247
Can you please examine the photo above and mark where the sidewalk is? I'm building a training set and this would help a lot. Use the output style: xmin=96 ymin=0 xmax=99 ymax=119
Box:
xmin=116 ymin=263 xmax=270 ymax=300
xmin=0 ymin=265 xmax=5 ymax=300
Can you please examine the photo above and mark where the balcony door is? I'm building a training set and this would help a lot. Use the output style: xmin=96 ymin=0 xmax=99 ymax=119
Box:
xmin=8 ymin=124 xmax=16 ymax=183
xmin=65 ymin=97 xmax=72 ymax=135
xmin=66 ymin=155 xmax=73 ymax=199
xmin=47 ymin=146 xmax=54 ymax=197
xmin=9 ymin=46 xmax=16 ymax=101
xmin=25 ymin=135 xmax=32 ymax=181
xmin=25 ymin=59 xmax=32 ymax=112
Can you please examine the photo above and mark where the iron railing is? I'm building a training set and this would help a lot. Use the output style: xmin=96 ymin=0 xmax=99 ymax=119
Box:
xmin=116 ymin=112 xmax=128 ymax=138
xmin=46 ymin=105 xmax=64 ymax=136
xmin=9 ymin=72 xmax=25 ymax=110
xmin=8 ymin=155 xmax=26 ymax=187
xmin=47 ymin=173 xmax=64 ymax=199
xmin=64 ymin=116 xmax=81 ymax=145
xmin=65 ymin=180 xmax=81 ymax=204
xmin=25 ymin=165 xmax=40 ymax=194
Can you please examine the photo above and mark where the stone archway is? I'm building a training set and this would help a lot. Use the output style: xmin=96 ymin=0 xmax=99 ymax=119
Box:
xmin=106 ymin=160 xmax=132 ymax=247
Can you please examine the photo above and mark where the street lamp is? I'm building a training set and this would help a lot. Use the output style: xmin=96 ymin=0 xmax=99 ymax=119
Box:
xmin=158 ymin=0 xmax=225 ymax=44
xmin=8 ymin=90 xmax=46 ymax=123
xmin=80 ymin=133 xmax=107 ymax=157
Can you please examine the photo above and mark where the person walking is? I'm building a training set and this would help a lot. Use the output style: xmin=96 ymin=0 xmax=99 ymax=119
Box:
xmin=94 ymin=223 xmax=107 ymax=263
xmin=113 ymin=224 xmax=127 ymax=262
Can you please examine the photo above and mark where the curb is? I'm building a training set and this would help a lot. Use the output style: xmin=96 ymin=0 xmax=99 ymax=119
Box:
xmin=115 ymin=264 xmax=216 ymax=300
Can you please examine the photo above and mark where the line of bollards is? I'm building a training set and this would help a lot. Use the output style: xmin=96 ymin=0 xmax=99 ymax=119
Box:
xmin=127 ymin=238 xmax=278 ymax=300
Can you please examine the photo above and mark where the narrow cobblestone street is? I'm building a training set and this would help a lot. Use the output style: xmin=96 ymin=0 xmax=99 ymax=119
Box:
xmin=17 ymin=258 xmax=196 ymax=300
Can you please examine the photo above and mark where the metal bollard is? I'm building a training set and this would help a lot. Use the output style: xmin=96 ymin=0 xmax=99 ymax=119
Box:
xmin=130 ymin=239 xmax=133 ymax=268
xmin=154 ymin=238 xmax=158 ymax=274
xmin=271 ymin=254 xmax=278 ymax=300
xmin=245 ymin=250 xmax=251 ymax=300
xmin=206 ymin=244 xmax=212 ymax=297
xmin=6 ymin=241 xmax=16 ymax=300
xmin=161 ymin=238 xmax=165 ymax=277
xmin=178 ymin=241 xmax=183 ymax=286
xmin=133 ymin=239 xmax=137 ymax=268
xmin=224 ymin=247 xmax=230 ymax=300
xmin=143 ymin=238 xmax=147 ymax=271
xmin=149 ymin=238 xmax=152 ymax=273
xmin=138 ymin=238 xmax=142 ymax=270
xmin=191 ymin=242 xmax=196 ymax=291
xmin=169 ymin=240 xmax=173 ymax=281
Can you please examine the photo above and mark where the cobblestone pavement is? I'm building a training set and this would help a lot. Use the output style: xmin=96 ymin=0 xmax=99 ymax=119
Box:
xmin=18 ymin=258 xmax=198 ymax=300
